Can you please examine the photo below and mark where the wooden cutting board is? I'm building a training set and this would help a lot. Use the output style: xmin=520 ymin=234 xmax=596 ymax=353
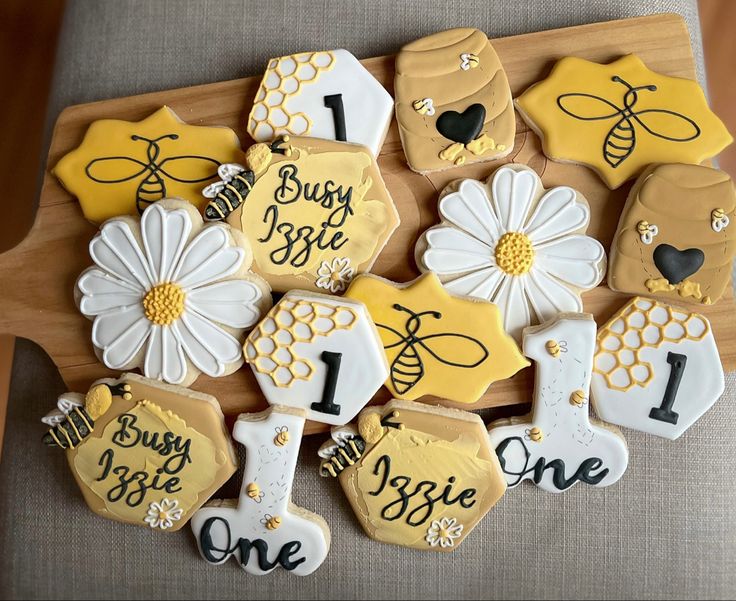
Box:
xmin=1 ymin=13 xmax=733 ymax=435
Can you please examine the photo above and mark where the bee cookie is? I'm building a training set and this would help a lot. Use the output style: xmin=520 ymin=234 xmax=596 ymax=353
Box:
xmin=515 ymin=55 xmax=733 ymax=189
xmin=75 ymin=199 xmax=271 ymax=386
xmin=344 ymin=272 xmax=528 ymax=404
xmin=210 ymin=136 xmax=399 ymax=293
xmin=42 ymin=373 xmax=237 ymax=531
xmin=191 ymin=406 xmax=330 ymax=575
xmin=394 ymin=28 xmax=515 ymax=173
xmin=608 ymin=163 xmax=736 ymax=305
xmin=318 ymin=400 xmax=507 ymax=551
xmin=53 ymin=106 xmax=245 ymax=223
xmin=415 ymin=165 xmax=607 ymax=340
xmin=247 ymin=49 xmax=393 ymax=156
xmin=244 ymin=290 xmax=389 ymax=425
xmin=591 ymin=297 xmax=724 ymax=440
xmin=488 ymin=314 xmax=629 ymax=493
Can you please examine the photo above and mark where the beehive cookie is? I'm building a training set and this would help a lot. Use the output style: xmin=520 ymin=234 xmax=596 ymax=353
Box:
xmin=608 ymin=163 xmax=736 ymax=305
xmin=394 ymin=28 xmax=515 ymax=173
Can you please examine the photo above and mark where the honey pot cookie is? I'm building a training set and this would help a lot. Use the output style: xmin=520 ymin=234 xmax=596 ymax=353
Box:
xmin=515 ymin=55 xmax=733 ymax=189
xmin=394 ymin=28 xmax=515 ymax=173
xmin=54 ymin=106 xmax=245 ymax=223
xmin=608 ymin=163 xmax=736 ymax=305
xmin=42 ymin=373 xmax=237 ymax=531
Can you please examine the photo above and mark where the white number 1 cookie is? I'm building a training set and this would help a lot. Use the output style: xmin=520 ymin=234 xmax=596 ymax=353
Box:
xmin=488 ymin=314 xmax=629 ymax=493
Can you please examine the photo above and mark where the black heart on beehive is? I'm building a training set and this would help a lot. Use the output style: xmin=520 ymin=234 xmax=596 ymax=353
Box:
xmin=436 ymin=103 xmax=486 ymax=144
xmin=653 ymin=244 xmax=705 ymax=284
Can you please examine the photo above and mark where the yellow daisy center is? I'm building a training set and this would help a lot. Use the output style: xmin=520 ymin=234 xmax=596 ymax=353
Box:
xmin=143 ymin=283 xmax=185 ymax=325
xmin=494 ymin=232 xmax=535 ymax=275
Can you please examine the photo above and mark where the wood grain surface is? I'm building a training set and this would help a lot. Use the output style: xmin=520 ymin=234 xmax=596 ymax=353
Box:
xmin=1 ymin=13 xmax=733 ymax=435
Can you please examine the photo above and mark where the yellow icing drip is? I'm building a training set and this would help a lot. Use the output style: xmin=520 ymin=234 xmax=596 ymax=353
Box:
xmin=143 ymin=283 xmax=185 ymax=325
xmin=646 ymin=278 xmax=702 ymax=300
xmin=439 ymin=142 xmax=465 ymax=162
xmin=646 ymin=278 xmax=675 ymax=293
xmin=494 ymin=232 xmax=535 ymax=275
xmin=466 ymin=134 xmax=496 ymax=155
xmin=678 ymin=280 xmax=702 ymax=300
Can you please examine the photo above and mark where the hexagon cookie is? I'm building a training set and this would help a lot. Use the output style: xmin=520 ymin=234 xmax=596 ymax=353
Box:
xmin=591 ymin=297 xmax=725 ymax=439
xmin=247 ymin=49 xmax=393 ymax=156
xmin=41 ymin=373 xmax=237 ymax=531
xmin=318 ymin=400 xmax=507 ymax=551
xmin=244 ymin=290 xmax=389 ymax=425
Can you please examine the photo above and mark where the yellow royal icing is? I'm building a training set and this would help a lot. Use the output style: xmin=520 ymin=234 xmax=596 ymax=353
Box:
xmin=54 ymin=106 xmax=245 ymax=223
xmin=515 ymin=55 xmax=733 ymax=189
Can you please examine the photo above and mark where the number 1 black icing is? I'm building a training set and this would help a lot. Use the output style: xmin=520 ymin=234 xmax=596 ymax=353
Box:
xmin=649 ymin=352 xmax=687 ymax=425
xmin=310 ymin=351 xmax=343 ymax=416
xmin=324 ymin=94 xmax=347 ymax=142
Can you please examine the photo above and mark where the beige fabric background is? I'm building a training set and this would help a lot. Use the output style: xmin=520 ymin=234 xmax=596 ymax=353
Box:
xmin=2 ymin=1 xmax=735 ymax=599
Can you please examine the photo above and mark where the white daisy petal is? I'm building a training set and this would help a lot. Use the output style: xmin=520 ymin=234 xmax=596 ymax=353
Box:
xmin=92 ymin=306 xmax=152 ymax=368
xmin=444 ymin=267 xmax=505 ymax=300
xmin=186 ymin=280 xmax=263 ymax=328
xmin=90 ymin=221 xmax=153 ymax=289
xmin=92 ymin=304 xmax=146 ymax=347
xmin=525 ymin=267 xmax=584 ymax=324
xmin=534 ymin=235 xmax=606 ymax=289
xmin=78 ymin=268 xmax=143 ymax=315
xmin=438 ymin=180 xmax=503 ymax=245
xmin=141 ymin=204 xmax=192 ymax=283
xmin=424 ymin=228 xmax=493 ymax=273
xmin=495 ymin=276 xmax=532 ymax=340
xmin=144 ymin=325 xmax=187 ymax=384
xmin=523 ymin=186 xmax=590 ymax=244
xmin=174 ymin=310 xmax=243 ymax=376
xmin=491 ymin=167 xmax=539 ymax=232
xmin=173 ymin=226 xmax=245 ymax=290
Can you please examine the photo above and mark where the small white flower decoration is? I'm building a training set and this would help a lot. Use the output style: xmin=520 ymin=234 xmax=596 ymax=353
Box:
xmin=144 ymin=498 xmax=184 ymax=530
xmin=76 ymin=200 xmax=271 ymax=386
xmin=315 ymin=257 xmax=355 ymax=293
xmin=418 ymin=166 xmax=606 ymax=340
xmin=425 ymin=517 xmax=464 ymax=548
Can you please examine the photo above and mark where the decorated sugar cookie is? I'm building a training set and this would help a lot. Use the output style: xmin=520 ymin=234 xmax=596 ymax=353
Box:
xmin=515 ymin=55 xmax=733 ymax=189
xmin=42 ymin=373 xmax=237 ymax=531
xmin=318 ymin=400 xmax=506 ymax=552
xmin=54 ymin=106 xmax=245 ymax=223
xmin=415 ymin=165 xmax=606 ymax=340
xmin=206 ymin=136 xmax=398 ymax=293
xmin=608 ymin=163 xmax=736 ymax=305
xmin=394 ymin=28 xmax=515 ymax=173
xmin=247 ymin=49 xmax=393 ymax=156
xmin=488 ymin=314 xmax=629 ymax=493
xmin=244 ymin=290 xmax=389 ymax=425
xmin=344 ymin=272 xmax=528 ymax=403
xmin=591 ymin=297 xmax=724 ymax=440
xmin=75 ymin=199 xmax=271 ymax=386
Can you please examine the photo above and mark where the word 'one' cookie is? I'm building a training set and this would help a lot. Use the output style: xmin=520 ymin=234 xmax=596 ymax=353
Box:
xmin=206 ymin=136 xmax=399 ymax=293
xmin=345 ymin=272 xmax=528 ymax=403
xmin=608 ymin=163 xmax=736 ymax=305
xmin=488 ymin=314 xmax=629 ymax=493
xmin=515 ymin=55 xmax=733 ymax=189
xmin=591 ymin=297 xmax=724 ymax=440
xmin=42 ymin=373 xmax=237 ymax=531
xmin=75 ymin=199 xmax=271 ymax=386
xmin=244 ymin=290 xmax=389 ymax=425
xmin=247 ymin=49 xmax=393 ymax=156
xmin=54 ymin=106 xmax=245 ymax=223
xmin=394 ymin=28 xmax=515 ymax=173
xmin=318 ymin=400 xmax=506 ymax=552
xmin=416 ymin=165 xmax=606 ymax=340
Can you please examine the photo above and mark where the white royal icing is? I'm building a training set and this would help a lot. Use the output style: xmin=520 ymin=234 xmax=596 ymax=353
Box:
xmin=248 ymin=49 xmax=394 ymax=156
xmin=590 ymin=297 xmax=725 ymax=440
xmin=488 ymin=314 xmax=629 ymax=493
xmin=41 ymin=392 xmax=84 ymax=426
xmin=76 ymin=201 xmax=269 ymax=385
xmin=315 ymin=257 xmax=355 ymax=294
xmin=416 ymin=165 xmax=606 ymax=340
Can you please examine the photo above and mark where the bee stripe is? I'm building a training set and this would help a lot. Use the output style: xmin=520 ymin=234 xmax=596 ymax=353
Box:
xmin=48 ymin=428 xmax=65 ymax=448
xmin=348 ymin=440 xmax=361 ymax=458
xmin=321 ymin=462 xmax=338 ymax=477
xmin=224 ymin=183 xmax=244 ymax=204
xmin=331 ymin=457 xmax=345 ymax=472
xmin=67 ymin=414 xmax=82 ymax=441
xmin=337 ymin=448 xmax=355 ymax=465
xmin=234 ymin=174 xmax=252 ymax=191
xmin=74 ymin=408 xmax=93 ymax=433
xmin=607 ymin=142 xmax=630 ymax=150
xmin=218 ymin=191 xmax=234 ymax=212
xmin=208 ymin=201 xmax=226 ymax=220
xmin=56 ymin=425 xmax=74 ymax=449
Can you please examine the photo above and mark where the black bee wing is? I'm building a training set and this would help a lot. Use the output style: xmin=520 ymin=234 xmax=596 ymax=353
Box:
xmin=557 ymin=93 xmax=623 ymax=121
xmin=416 ymin=332 xmax=489 ymax=368
xmin=632 ymin=109 xmax=701 ymax=142
xmin=157 ymin=155 xmax=221 ymax=183
xmin=85 ymin=156 xmax=149 ymax=183
xmin=377 ymin=323 xmax=410 ymax=349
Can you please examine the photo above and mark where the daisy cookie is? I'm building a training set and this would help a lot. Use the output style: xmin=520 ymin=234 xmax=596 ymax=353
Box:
xmin=415 ymin=165 xmax=606 ymax=340
xmin=75 ymin=198 xmax=271 ymax=386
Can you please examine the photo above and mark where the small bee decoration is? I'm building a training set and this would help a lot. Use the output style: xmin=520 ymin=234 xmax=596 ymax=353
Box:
xmin=570 ymin=389 xmax=588 ymax=408
xmin=273 ymin=426 xmax=290 ymax=447
xmin=712 ymin=208 xmax=730 ymax=233
xmin=202 ymin=136 xmax=293 ymax=222
xmin=460 ymin=53 xmax=480 ymax=70
xmin=525 ymin=426 xmax=544 ymax=443
xmin=545 ymin=339 xmax=568 ymax=358
xmin=637 ymin=220 xmax=660 ymax=245
xmin=43 ymin=382 xmax=131 ymax=449
xmin=245 ymin=482 xmax=265 ymax=503
xmin=261 ymin=514 xmax=282 ymax=530
xmin=412 ymin=98 xmax=435 ymax=116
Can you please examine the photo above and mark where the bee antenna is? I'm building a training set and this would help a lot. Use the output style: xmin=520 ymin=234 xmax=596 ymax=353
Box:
xmin=611 ymin=75 xmax=632 ymax=89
